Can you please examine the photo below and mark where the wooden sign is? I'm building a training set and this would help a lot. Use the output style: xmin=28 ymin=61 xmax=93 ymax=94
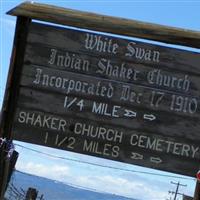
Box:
xmin=7 ymin=21 xmax=200 ymax=177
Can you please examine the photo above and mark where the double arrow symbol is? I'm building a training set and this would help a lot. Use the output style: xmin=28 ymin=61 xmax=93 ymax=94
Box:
xmin=123 ymin=110 xmax=156 ymax=121
xmin=130 ymin=153 xmax=162 ymax=164
xmin=143 ymin=114 xmax=156 ymax=121
xmin=131 ymin=152 xmax=143 ymax=160
xmin=124 ymin=109 xmax=137 ymax=118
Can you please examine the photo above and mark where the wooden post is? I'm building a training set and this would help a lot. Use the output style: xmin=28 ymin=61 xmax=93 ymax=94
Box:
xmin=0 ymin=16 xmax=31 ymax=199
xmin=5 ymin=151 xmax=18 ymax=190
xmin=25 ymin=188 xmax=38 ymax=200
xmin=0 ymin=16 xmax=31 ymax=139
xmin=0 ymin=142 xmax=7 ymax=200
xmin=0 ymin=148 xmax=18 ymax=200
xmin=194 ymin=181 xmax=200 ymax=200
xmin=183 ymin=195 xmax=193 ymax=200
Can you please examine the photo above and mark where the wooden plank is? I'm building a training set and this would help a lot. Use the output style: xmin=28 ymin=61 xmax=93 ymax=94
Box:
xmin=12 ymin=107 xmax=200 ymax=177
xmin=24 ymin=42 xmax=200 ymax=98
xmin=20 ymin=64 xmax=200 ymax=118
xmin=25 ymin=22 xmax=200 ymax=75
xmin=16 ymin=87 xmax=200 ymax=141
xmin=23 ymin=22 xmax=200 ymax=99
xmin=7 ymin=2 xmax=200 ymax=48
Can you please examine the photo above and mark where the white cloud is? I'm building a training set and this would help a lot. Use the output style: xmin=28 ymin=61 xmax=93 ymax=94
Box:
xmin=74 ymin=174 xmax=168 ymax=200
xmin=17 ymin=162 xmax=70 ymax=182
xmin=17 ymin=160 xmax=168 ymax=199
xmin=16 ymin=158 xmax=179 ymax=200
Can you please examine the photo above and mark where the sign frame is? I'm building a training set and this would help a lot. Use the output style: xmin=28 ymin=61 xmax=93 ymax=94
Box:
xmin=1 ymin=2 xmax=200 ymax=177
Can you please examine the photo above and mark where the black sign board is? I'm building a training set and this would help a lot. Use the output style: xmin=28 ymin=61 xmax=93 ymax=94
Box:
xmin=5 ymin=21 xmax=200 ymax=177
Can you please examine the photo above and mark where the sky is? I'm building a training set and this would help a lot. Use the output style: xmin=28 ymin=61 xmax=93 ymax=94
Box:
xmin=1 ymin=0 xmax=200 ymax=200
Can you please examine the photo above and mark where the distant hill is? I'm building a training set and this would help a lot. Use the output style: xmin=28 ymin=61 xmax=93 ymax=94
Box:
xmin=5 ymin=170 xmax=139 ymax=200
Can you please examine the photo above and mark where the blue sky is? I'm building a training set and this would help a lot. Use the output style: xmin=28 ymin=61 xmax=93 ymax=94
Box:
xmin=1 ymin=0 xmax=200 ymax=199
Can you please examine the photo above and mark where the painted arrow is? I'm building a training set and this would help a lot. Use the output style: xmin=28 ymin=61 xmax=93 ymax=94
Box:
xmin=143 ymin=114 xmax=156 ymax=121
xmin=131 ymin=152 xmax=143 ymax=160
xmin=150 ymin=157 xmax=162 ymax=164
xmin=124 ymin=109 xmax=137 ymax=117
